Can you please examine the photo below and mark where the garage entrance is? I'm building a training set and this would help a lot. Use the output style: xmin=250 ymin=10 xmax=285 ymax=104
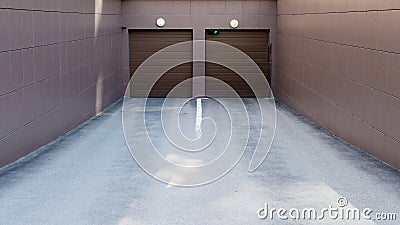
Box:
xmin=205 ymin=30 xmax=270 ymax=97
xmin=129 ymin=30 xmax=193 ymax=97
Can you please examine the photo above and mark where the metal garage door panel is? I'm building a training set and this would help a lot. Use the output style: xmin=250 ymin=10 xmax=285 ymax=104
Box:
xmin=206 ymin=30 xmax=269 ymax=97
xmin=129 ymin=30 xmax=193 ymax=98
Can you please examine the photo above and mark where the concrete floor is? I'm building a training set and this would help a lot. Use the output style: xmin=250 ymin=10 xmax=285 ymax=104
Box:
xmin=0 ymin=98 xmax=399 ymax=225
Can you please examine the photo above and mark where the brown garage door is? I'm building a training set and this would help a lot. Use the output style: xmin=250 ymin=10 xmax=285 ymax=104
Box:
xmin=205 ymin=30 xmax=269 ymax=97
xmin=129 ymin=30 xmax=193 ymax=97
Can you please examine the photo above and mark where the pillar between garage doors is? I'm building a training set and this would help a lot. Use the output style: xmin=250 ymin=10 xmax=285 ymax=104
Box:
xmin=193 ymin=29 xmax=206 ymax=97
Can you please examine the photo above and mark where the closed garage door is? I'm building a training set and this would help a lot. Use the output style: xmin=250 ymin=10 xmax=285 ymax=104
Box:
xmin=129 ymin=30 xmax=193 ymax=97
xmin=205 ymin=30 xmax=269 ymax=97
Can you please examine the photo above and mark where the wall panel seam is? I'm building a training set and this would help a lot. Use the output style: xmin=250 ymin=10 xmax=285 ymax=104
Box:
xmin=276 ymin=32 xmax=400 ymax=55
xmin=276 ymin=69 xmax=400 ymax=144
xmin=277 ymin=8 xmax=400 ymax=16
xmin=0 ymin=76 xmax=122 ymax=142
xmin=0 ymin=51 xmax=122 ymax=98
xmin=0 ymin=7 xmax=121 ymax=16
xmin=274 ymin=46 xmax=400 ymax=101
xmin=0 ymin=32 xmax=122 ymax=54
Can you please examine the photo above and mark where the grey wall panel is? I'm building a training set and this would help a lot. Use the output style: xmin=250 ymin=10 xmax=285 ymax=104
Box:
xmin=276 ymin=0 xmax=400 ymax=169
xmin=0 ymin=0 xmax=124 ymax=168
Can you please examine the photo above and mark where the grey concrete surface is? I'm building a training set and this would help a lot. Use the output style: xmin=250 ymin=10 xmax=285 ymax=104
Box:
xmin=0 ymin=98 xmax=399 ymax=225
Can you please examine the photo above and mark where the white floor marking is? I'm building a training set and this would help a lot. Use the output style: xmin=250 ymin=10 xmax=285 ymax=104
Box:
xmin=195 ymin=98 xmax=202 ymax=138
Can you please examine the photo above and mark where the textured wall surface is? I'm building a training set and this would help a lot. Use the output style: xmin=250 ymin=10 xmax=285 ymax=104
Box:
xmin=276 ymin=0 xmax=400 ymax=169
xmin=0 ymin=0 xmax=124 ymax=167
xmin=121 ymin=0 xmax=277 ymax=95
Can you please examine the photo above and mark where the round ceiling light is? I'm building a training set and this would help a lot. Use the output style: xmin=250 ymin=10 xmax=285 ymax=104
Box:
xmin=156 ymin=18 xmax=166 ymax=27
xmin=230 ymin=19 xmax=239 ymax=28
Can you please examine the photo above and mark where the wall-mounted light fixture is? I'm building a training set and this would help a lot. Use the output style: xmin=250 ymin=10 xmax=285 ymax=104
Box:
xmin=230 ymin=19 xmax=239 ymax=28
xmin=156 ymin=18 xmax=166 ymax=27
